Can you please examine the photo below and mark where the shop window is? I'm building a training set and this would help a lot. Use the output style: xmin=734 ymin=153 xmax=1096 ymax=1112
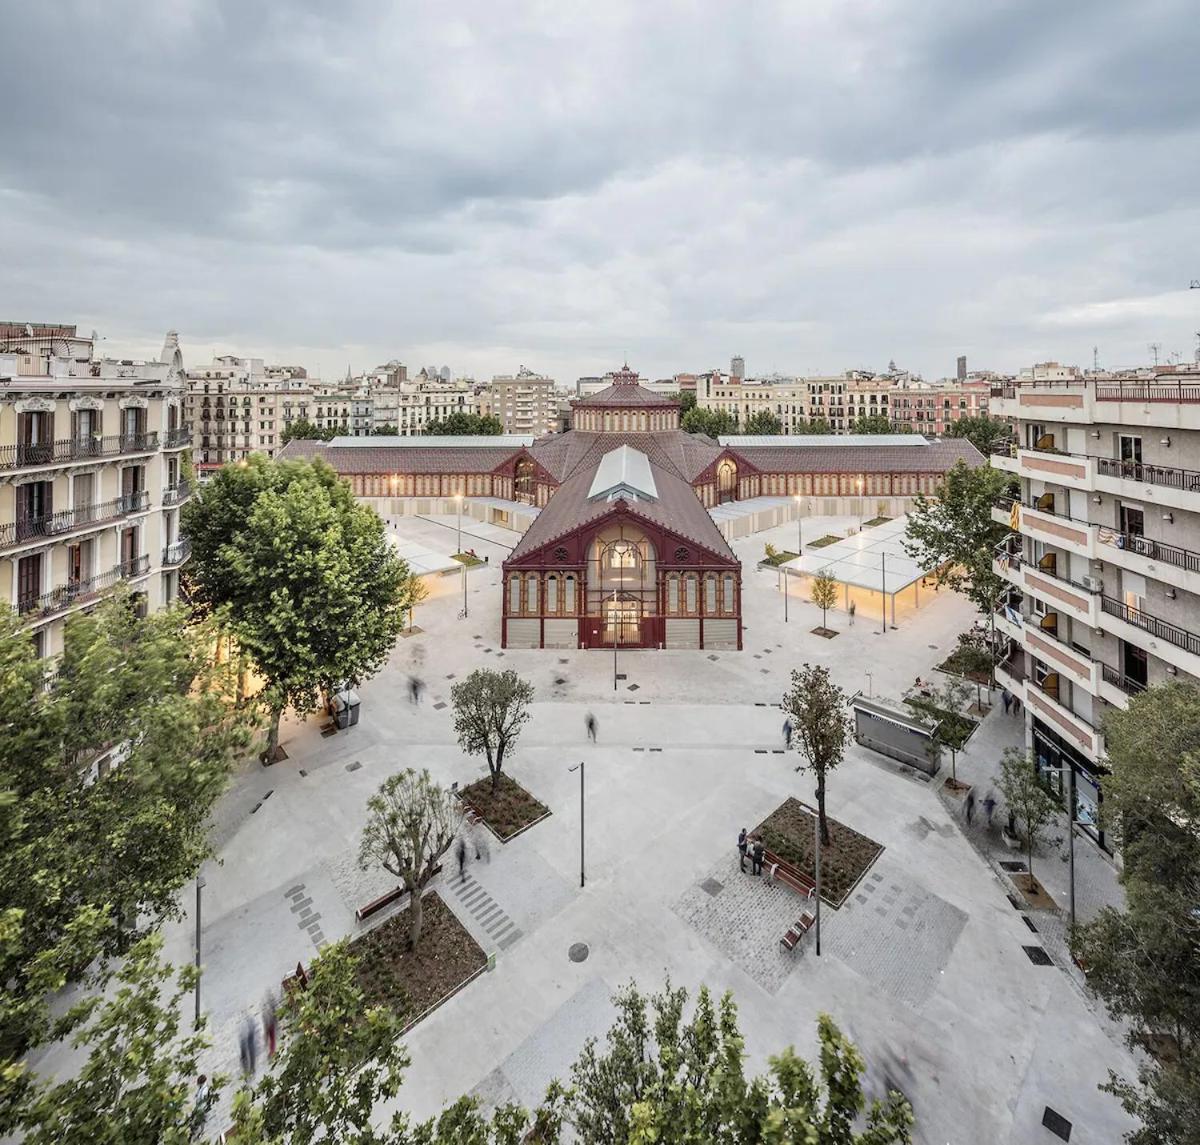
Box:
xmin=705 ymin=575 xmax=717 ymax=613
xmin=546 ymin=576 xmax=559 ymax=613
xmin=508 ymin=576 xmax=521 ymax=614
xmin=722 ymin=574 xmax=736 ymax=613
xmin=564 ymin=575 xmax=577 ymax=613
xmin=526 ymin=574 xmax=539 ymax=613
xmin=667 ymin=575 xmax=680 ymax=614
xmin=684 ymin=575 xmax=698 ymax=613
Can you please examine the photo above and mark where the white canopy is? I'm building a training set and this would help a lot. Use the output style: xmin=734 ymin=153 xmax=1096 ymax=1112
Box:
xmin=781 ymin=515 xmax=931 ymax=595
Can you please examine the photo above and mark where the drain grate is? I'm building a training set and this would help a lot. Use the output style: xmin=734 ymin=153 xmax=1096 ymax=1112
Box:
xmin=1022 ymin=916 xmax=1038 ymax=933
xmin=999 ymin=860 xmax=1028 ymax=873
xmin=568 ymin=942 xmax=589 ymax=963
xmin=700 ymin=878 xmax=724 ymax=897
xmin=1006 ymin=893 xmax=1021 ymax=910
xmin=433 ymin=701 xmax=447 ymax=710
xmin=1023 ymin=945 xmax=1053 ymax=966
xmin=1042 ymin=1106 xmax=1072 ymax=1141
xmin=345 ymin=761 xmax=362 ymax=773
xmin=627 ymin=683 xmax=640 ymax=691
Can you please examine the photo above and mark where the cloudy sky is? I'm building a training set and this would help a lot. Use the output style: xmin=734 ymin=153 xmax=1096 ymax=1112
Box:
xmin=2 ymin=1 xmax=1198 ymax=384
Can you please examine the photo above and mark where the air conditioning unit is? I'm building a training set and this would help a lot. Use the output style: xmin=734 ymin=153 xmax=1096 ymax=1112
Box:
xmin=1080 ymin=575 xmax=1104 ymax=593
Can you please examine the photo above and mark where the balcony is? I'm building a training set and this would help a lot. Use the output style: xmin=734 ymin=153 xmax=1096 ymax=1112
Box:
xmin=162 ymin=480 xmax=193 ymax=507
xmin=163 ymin=425 xmax=193 ymax=449
xmin=1017 ymin=448 xmax=1095 ymax=490
xmin=1019 ymin=502 xmax=1096 ymax=559
xmin=1099 ymin=663 xmax=1146 ymax=710
xmin=994 ymin=651 xmax=1026 ymax=698
xmin=1101 ymin=596 xmax=1200 ymax=667
xmin=0 ymin=433 xmax=159 ymax=472
xmin=1095 ymin=379 xmax=1200 ymax=403
xmin=0 ymin=492 xmax=150 ymax=551
xmin=1025 ymin=681 xmax=1104 ymax=762
xmin=1096 ymin=529 xmax=1200 ymax=595
xmin=1021 ymin=622 xmax=1099 ymax=695
xmin=990 ymin=442 xmax=1019 ymax=475
xmin=1094 ymin=457 xmax=1200 ymax=514
xmin=162 ymin=538 xmax=192 ymax=566
xmin=17 ymin=556 xmax=151 ymax=620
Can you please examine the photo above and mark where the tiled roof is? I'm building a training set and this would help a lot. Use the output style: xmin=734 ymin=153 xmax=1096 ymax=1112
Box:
xmin=571 ymin=382 xmax=677 ymax=408
xmin=276 ymin=439 xmax=524 ymax=474
xmin=721 ymin=438 xmax=983 ymax=473
xmin=507 ymin=450 xmax=737 ymax=565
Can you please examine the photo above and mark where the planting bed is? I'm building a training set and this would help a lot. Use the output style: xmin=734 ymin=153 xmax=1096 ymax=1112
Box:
xmin=754 ymin=796 xmax=883 ymax=907
xmin=352 ymin=892 xmax=486 ymax=1030
xmin=808 ymin=534 xmax=841 ymax=549
xmin=459 ymin=773 xmax=550 ymax=841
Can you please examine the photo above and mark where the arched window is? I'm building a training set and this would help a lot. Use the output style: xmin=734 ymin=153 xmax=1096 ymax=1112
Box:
xmin=705 ymin=575 xmax=718 ymax=613
xmin=722 ymin=574 xmax=736 ymax=613
xmin=685 ymin=575 xmax=698 ymax=613
xmin=564 ymin=575 xmax=577 ymax=613
xmin=526 ymin=574 xmax=539 ymax=613
xmin=546 ymin=575 xmax=559 ymax=613
xmin=508 ymin=575 xmax=521 ymax=614
xmin=607 ymin=540 xmax=639 ymax=569
xmin=667 ymin=574 xmax=680 ymax=614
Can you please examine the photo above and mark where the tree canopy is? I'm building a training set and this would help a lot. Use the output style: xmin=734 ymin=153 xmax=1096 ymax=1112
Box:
xmin=742 ymin=409 xmax=783 ymax=435
xmin=451 ymin=669 xmax=535 ymax=791
xmin=681 ymin=406 xmax=736 ymax=438
xmin=281 ymin=418 xmax=337 ymax=444
xmin=902 ymin=459 xmax=1014 ymax=613
xmin=782 ymin=664 xmax=851 ymax=846
xmin=851 ymin=413 xmax=894 ymax=434
xmin=945 ymin=415 xmax=1009 ymax=456
xmin=425 ymin=412 xmax=503 ymax=435
xmin=183 ymin=454 xmax=410 ymax=757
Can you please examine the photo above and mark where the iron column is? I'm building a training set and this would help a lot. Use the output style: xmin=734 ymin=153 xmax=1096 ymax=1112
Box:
xmin=569 ymin=762 xmax=585 ymax=888
xmin=193 ymin=874 xmax=206 ymax=1028
xmin=813 ymin=802 xmax=822 ymax=957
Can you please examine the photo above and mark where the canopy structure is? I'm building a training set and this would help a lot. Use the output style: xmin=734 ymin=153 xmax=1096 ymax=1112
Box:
xmin=778 ymin=515 xmax=943 ymax=626
xmin=387 ymin=534 xmax=464 ymax=577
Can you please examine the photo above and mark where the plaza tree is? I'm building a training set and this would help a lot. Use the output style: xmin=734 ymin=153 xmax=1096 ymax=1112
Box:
xmin=742 ymin=409 xmax=783 ymax=435
xmin=403 ymin=571 xmax=430 ymax=633
xmin=681 ymin=406 xmax=736 ymax=438
xmin=905 ymin=676 xmax=974 ymax=782
xmin=0 ymin=598 xmax=253 ymax=1080
xmin=451 ymin=669 xmax=535 ymax=792
xmin=358 ymin=769 xmax=461 ymax=950
xmin=810 ymin=567 xmax=840 ymax=633
xmin=902 ymin=458 xmax=1015 ymax=614
xmin=782 ymin=664 xmax=852 ymax=847
xmin=1074 ymin=683 xmax=1200 ymax=1144
xmin=851 ymin=413 xmax=894 ymax=434
xmin=184 ymin=455 xmax=410 ymax=760
xmin=996 ymin=748 xmax=1060 ymax=892
xmin=425 ymin=411 xmax=503 ymax=435
xmin=946 ymin=414 xmax=1010 ymax=456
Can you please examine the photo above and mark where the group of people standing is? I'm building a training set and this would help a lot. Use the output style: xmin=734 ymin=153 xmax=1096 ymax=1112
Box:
xmin=737 ymin=827 xmax=766 ymax=875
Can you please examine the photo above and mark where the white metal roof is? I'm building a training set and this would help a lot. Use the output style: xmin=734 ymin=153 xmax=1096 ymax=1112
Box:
xmin=719 ymin=434 xmax=930 ymax=448
xmin=780 ymin=515 xmax=933 ymax=594
xmin=328 ymin=435 xmax=534 ymax=448
xmin=588 ymin=444 xmax=658 ymax=502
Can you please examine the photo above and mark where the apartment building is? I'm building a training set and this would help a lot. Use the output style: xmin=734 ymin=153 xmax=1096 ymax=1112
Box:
xmin=186 ymin=356 xmax=314 ymax=474
xmin=699 ymin=370 xmax=889 ymax=433
xmin=480 ymin=367 xmax=559 ymax=435
xmin=990 ymin=363 xmax=1200 ymax=849
xmin=889 ymin=378 xmax=991 ymax=435
xmin=0 ymin=325 xmax=192 ymax=660
xmin=367 ymin=373 xmax=473 ymax=435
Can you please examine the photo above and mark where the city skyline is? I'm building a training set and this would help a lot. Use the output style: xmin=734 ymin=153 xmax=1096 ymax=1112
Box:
xmin=2 ymin=2 xmax=1198 ymax=383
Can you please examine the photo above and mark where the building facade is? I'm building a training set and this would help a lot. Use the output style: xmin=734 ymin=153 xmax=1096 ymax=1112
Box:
xmin=480 ymin=368 xmax=560 ymax=435
xmin=989 ymin=364 xmax=1200 ymax=848
xmin=0 ymin=325 xmax=192 ymax=660
xmin=281 ymin=366 xmax=982 ymax=652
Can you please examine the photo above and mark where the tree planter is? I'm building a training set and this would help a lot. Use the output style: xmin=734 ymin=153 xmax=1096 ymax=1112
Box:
xmin=811 ymin=627 xmax=839 ymax=639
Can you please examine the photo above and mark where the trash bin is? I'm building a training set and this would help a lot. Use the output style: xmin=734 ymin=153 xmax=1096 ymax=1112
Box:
xmin=333 ymin=689 xmax=361 ymax=729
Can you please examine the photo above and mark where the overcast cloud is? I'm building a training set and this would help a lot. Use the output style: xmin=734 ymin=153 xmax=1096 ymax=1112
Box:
xmin=1 ymin=1 xmax=1198 ymax=383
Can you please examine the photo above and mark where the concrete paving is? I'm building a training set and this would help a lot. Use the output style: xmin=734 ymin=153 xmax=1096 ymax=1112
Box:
xmin=144 ymin=512 xmax=1140 ymax=1144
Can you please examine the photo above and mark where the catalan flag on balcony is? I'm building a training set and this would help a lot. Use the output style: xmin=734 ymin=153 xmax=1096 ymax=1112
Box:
xmin=1010 ymin=501 xmax=1021 ymax=532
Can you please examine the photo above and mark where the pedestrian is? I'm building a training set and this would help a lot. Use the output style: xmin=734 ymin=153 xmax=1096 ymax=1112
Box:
xmin=751 ymin=838 xmax=765 ymax=876
xmin=966 ymin=790 xmax=976 ymax=826
xmin=983 ymin=791 xmax=997 ymax=827
xmin=239 ymin=1014 xmax=258 ymax=1076
xmin=189 ymin=1075 xmax=213 ymax=1141
xmin=408 ymin=675 xmax=419 ymax=704
xmin=456 ymin=837 xmax=468 ymax=882
xmin=782 ymin=718 xmax=793 ymax=750
xmin=848 ymin=600 xmax=856 ymax=625
xmin=1001 ymin=687 xmax=1011 ymax=715
xmin=262 ymin=990 xmax=278 ymax=1059
xmin=585 ymin=712 xmax=597 ymax=742
xmin=737 ymin=827 xmax=748 ymax=872
xmin=1012 ymin=693 xmax=1022 ymax=716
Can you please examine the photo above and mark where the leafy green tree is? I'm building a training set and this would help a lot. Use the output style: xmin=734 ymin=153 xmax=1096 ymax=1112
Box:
xmin=184 ymin=456 xmax=409 ymax=759
xmin=425 ymin=412 xmax=503 ymax=436
xmin=403 ymin=571 xmax=430 ymax=633
xmin=374 ymin=424 xmax=399 ymax=436
xmin=902 ymin=458 xmax=1014 ymax=613
xmin=782 ymin=664 xmax=851 ymax=847
xmin=946 ymin=414 xmax=1009 ymax=456
xmin=451 ymin=669 xmax=535 ymax=792
xmin=810 ymin=568 xmax=840 ymax=632
xmin=794 ymin=416 xmax=833 ymax=435
xmin=674 ymin=390 xmax=697 ymax=414
xmin=996 ymin=748 xmax=1060 ymax=889
xmin=0 ymin=598 xmax=253 ymax=1075
xmin=851 ymin=413 xmax=894 ymax=434
xmin=1074 ymin=683 xmax=1200 ymax=1145
xmin=281 ymin=418 xmax=337 ymax=444
xmin=742 ymin=409 xmax=783 ymax=435
xmin=8 ymin=933 xmax=216 ymax=1145
xmin=565 ymin=982 xmax=912 ymax=1143
xmin=904 ymin=676 xmax=974 ymax=781
xmin=359 ymin=769 xmax=460 ymax=949
xmin=681 ymin=406 xmax=736 ymax=438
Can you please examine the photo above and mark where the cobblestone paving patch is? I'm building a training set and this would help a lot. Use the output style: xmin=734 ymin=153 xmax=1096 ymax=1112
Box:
xmin=821 ymin=863 xmax=968 ymax=1010
xmin=673 ymin=855 xmax=811 ymax=994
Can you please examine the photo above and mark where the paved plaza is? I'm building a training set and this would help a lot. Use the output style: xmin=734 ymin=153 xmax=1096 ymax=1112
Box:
xmin=153 ymin=512 xmax=1140 ymax=1144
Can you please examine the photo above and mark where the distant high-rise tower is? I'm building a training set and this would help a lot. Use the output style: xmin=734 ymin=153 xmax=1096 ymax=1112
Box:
xmin=956 ymin=355 xmax=967 ymax=382
xmin=731 ymin=355 xmax=745 ymax=380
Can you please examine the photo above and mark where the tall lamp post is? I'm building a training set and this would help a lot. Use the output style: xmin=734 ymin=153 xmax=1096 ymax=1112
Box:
xmin=454 ymin=492 xmax=463 ymax=554
xmin=568 ymin=761 xmax=585 ymax=887
xmin=856 ymin=477 xmax=864 ymax=530
xmin=193 ymin=873 xmax=206 ymax=1028
xmin=611 ymin=586 xmax=619 ymax=691
xmin=794 ymin=494 xmax=803 ymax=555
xmin=455 ymin=493 xmax=468 ymax=618
xmin=812 ymin=802 xmax=822 ymax=957
xmin=1042 ymin=763 xmax=1079 ymax=933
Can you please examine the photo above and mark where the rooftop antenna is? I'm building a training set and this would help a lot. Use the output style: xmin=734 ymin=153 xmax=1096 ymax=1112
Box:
xmin=1148 ymin=342 xmax=1162 ymax=367
xmin=1092 ymin=345 xmax=1099 ymax=371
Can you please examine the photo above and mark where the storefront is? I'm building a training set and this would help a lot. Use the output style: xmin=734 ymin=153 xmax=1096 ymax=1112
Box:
xmin=1032 ymin=719 xmax=1108 ymax=852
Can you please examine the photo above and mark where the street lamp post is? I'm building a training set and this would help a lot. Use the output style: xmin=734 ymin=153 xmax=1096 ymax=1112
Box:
xmin=857 ymin=477 xmax=864 ymax=529
xmin=568 ymin=761 xmax=585 ymax=887
xmin=455 ymin=492 xmax=462 ymax=554
xmin=812 ymin=803 xmax=822 ymax=957
xmin=1041 ymin=764 xmax=1078 ymax=933
xmin=194 ymin=874 xmax=206 ymax=1028
xmin=794 ymin=494 xmax=803 ymax=554
xmin=782 ymin=568 xmax=788 ymax=623
xmin=612 ymin=586 xmax=618 ymax=691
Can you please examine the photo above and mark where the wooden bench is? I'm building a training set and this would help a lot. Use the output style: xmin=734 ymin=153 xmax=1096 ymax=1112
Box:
xmin=780 ymin=908 xmax=817 ymax=951
xmin=356 ymin=885 xmax=405 ymax=922
xmin=762 ymin=848 xmax=817 ymax=897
